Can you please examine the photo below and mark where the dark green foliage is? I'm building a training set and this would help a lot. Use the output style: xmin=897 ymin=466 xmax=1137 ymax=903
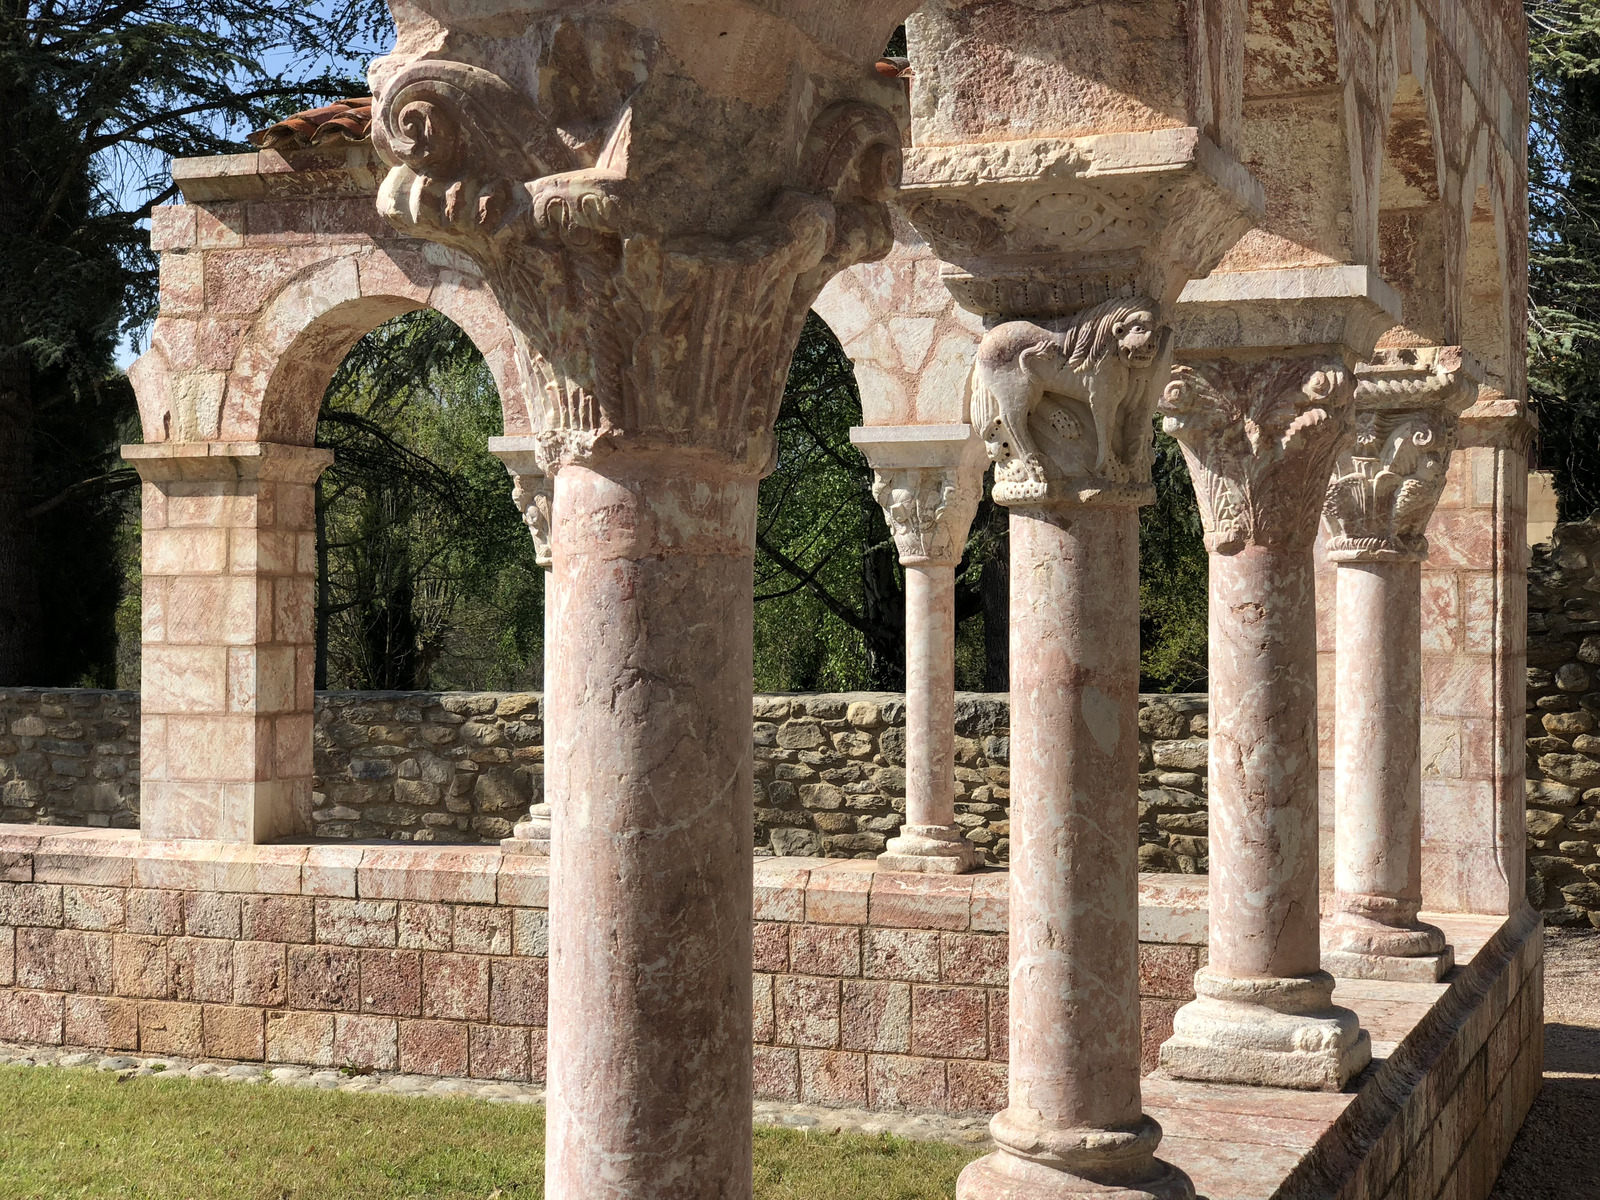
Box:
xmin=316 ymin=312 xmax=544 ymax=692
xmin=0 ymin=1 xmax=361 ymax=683
xmin=1529 ymin=0 xmax=1600 ymax=518
xmin=1138 ymin=429 xmax=1209 ymax=692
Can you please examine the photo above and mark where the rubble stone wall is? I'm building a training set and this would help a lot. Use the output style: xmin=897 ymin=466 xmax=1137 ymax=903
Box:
xmin=1524 ymin=519 xmax=1600 ymax=927
xmin=0 ymin=690 xmax=1211 ymax=872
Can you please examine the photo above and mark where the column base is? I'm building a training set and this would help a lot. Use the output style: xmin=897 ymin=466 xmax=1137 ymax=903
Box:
xmin=1322 ymin=945 xmax=1454 ymax=983
xmin=879 ymin=825 xmax=981 ymax=874
xmin=500 ymin=806 xmax=552 ymax=856
xmin=958 ymin=1114 xmax=1193 ymax=1200
xmin=1158 ymin=968 xmax=1371 ymax=1091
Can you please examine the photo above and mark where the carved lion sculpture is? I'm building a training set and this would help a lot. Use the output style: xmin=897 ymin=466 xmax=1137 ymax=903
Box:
xmin=969 ymin=297 xmax=1168 ymax=499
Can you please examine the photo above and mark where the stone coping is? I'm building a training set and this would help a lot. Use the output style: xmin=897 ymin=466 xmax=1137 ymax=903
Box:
xmin=0 ymin=827 xmax=1218 ymax=940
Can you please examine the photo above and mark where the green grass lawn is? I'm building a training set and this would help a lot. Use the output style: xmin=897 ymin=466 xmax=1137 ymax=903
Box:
xmin=0 ymin=1066 xmax=981 ymax=1199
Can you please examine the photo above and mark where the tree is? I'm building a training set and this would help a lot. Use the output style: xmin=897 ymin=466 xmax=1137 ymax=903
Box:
xmin=0 ymin=1 xmax=359 ymax=683
xmin=1529 ymin=0 xmax=1600 ymax=518
xmin=315 ymin=311 xmax=544 ymax=692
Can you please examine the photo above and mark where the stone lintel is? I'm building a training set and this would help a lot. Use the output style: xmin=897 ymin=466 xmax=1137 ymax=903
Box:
xmin=486 ymin=435 xmax=546 ymax=479
xmin=1174 ymin=265 xmax=1402 ymax=360
xmin=123 ymin=441 xmax=333 ymax=485
xmin=1458 ymin=391 xmax=1539 ymax=450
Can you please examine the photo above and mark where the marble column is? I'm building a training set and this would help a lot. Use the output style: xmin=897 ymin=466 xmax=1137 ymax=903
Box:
xmin=369 ymin=7 xmax=913 ymax=1196
xmin=1156 ymin=347 xmax=1373 ymax=1091
xmin=488 ymin=435 xmax=556 ymax=855
xmin=124 ymin=440 xmax=332 ymax=843
xmin=852 ymin=425 xmax=985 ymax=873
xmin=1321 ymin=348 xmax=1476 ymax=982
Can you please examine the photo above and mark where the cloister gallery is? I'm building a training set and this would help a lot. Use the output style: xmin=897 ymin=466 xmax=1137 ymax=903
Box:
xmin=0 ymin=3 xmax=1540 ymax=1200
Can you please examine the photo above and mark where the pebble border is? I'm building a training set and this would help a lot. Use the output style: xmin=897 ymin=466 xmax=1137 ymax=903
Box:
xmin=0 ymin=1040 xmax=993 ymax=1147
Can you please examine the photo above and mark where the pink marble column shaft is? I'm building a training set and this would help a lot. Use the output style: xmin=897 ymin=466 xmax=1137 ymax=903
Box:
xmin=960 ymin=504 xmax=1187 ymax=1200
xmin=904 ymin=562 xmax=958 ymax=833
xmin=1328 ymin=560 xmax=1450 ymax=972
xmin=544 ymin=452 xmax=754 ymax=1200
xmin=1207 ymin=545 xmax=1324 ymax=980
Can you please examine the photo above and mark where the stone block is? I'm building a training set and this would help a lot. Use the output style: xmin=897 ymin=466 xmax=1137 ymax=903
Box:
xmin=357 ymin=848 xmax=498 ymax=905
xmin=511 ymin=909 xmax=548 ymax=958
xmin=806 ymin=870 xmax=883 ymax=928
xmin=62 ymin=886 xmax=125 ymax=932
xmin=1140 ymin=999 xmax=1182 ymax=1074
xmin=65 ymin=995 xmax=140 ymax=1051
xmin=335 ymin=1014 xmax=399 ymax=1071
xmin=0 ymin=925 xmax=11 ymax=985
xmin=864 ymin=927 xmax=940 ymax=982
xmin=302 ymin=844 xmax=363 ymax=898
xmin=241 ymin=895 xmax=314 ymax=943
xmin=947 ymin=1059 xmax=1006 ymax=1114
xmin=752 ymin=922 xmax=789 ymax=973
xmin=266 ymin=1010 xmax=336 ymax=1066
xmin=496 ymin=854 xmax=549 ymax=908
xmin=422 ymin=952 xmax=490 ymax=1021
xmin=398 ymin=902 xmax=454 ymax=951
xmin=1138 ymin=944 xmax=1201 ymax=1000
xmin=753 ymin=1045 xmax=800 ymax=1101
xmin=840 ymin=980 xmax=911 ymax=1053
xmin=183 ymin=891 xmax=243 ymax=941
xmin=488 ymin=956 xmax=547 ymax=1026
xmin=0 ymin=989 xmax=63 ymax=1044
xmin=399 ymin=1019 xmax=469 ymax=1077
xmin=127 ymin=890 xmax=186 ymax=937
xmin=18 ymin=927 xmax=113 ymax=994
xmin=452 ymin=905 xmax=511 ymax=955
xmin=868 ymin=1054 xmax=947 ymax=1111
xmin=790 ymin=924 xmax=861 ymax=977
xmin=752 ymin=862 xmax=809 ymax=921
xmin=469 ymin=1024 xmax=530 ymax=1080
xmin=233 ymin=940 xmax=287 ymax=1007
xmin=753 ymin=973 xmax=774 ymax=1042
xmin=939 ymin=932 xmax=1006 ymax=986
xmin=774 ymin=976 xmax=841 ymax=1049
xmin=139 ymin=1001 xmax=203 ymax=1057
xmin=315 ymin=898 xmax=398 ymax=948
xmin=202 ymin=1004 xmax=264 ymax=1060
xmin=911 ymin=986 xmax=988 ymax=1058
xmin=0 ymin=882 xmax=63 ymax=927
xmin=968 ymin=873 xmax=1008 ymax=933
xmin=113 ymin=934 xmax=172 ymax=999
xmin=798 ymin=1049 xmax=867 ymax=1105
xmin=170 ymin=937 xmax=234 ymax=1003
xmin=286 ymin=945 xmax=360 ymax=1012
xmin=359 ymin=949 xmax=422 ymax=1017
xmin=869 ymin=873 xmax=971 ymax=931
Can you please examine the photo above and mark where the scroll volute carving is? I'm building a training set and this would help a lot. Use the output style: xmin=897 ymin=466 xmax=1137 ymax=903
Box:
xmin=1322 ymin=347 xmax=1476 ymax=561
xmin=372 ymin=45 xmax=905 ymax=475
xmin=970 ymin=297 xmax=1173 ymax=507
xmin=1159 ymin=357 xmax=1355 ymax=554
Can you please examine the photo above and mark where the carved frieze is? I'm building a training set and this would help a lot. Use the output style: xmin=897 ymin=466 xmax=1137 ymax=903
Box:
xmin=1160 ymin=356 xmax=1356 ymax=553
xmin=370 ymin=43 xmax=906 ymax=476
xmin=1322 ymin=347 xmax=1477 ymax=561
xmin=972 ymin=297 xmax=1173 ymax=506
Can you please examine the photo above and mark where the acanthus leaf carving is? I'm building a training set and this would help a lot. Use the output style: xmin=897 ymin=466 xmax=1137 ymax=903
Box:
xmin=373 ymin=58 xmax=903 ymax=475
xmin=1322 ymin=347 xmax=1475 ymax=561
xmin=872 ymin=464 xmax=983 ymax=567
xmin=1159 ymin=356 xmax=1356 ymax=553
xmin=970 ymin=296 xmax=1172 ymax=507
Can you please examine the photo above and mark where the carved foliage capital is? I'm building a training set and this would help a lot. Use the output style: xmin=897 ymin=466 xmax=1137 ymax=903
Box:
xmin=1159 ymin=356 xmax=1355 ymax=553
xmin=872 ymin=464 xmax=983 ymax=567
xmin=373 ymin=57 xmax=903 ymax=474
xmin=509 ymin=471 xmax=556 ymax=569
xmin=971 ymin=296 xmax=1170 ymax=508
xmin=1322 ymin=349 xmax=1475 ymax=562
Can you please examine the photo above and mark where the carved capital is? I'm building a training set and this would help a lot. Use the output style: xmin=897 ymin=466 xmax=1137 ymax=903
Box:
xmin=371 ymin=21 xmax=910 ymax=475
xmin=872 ymin=466 xmax=983 ymax=567
xmin=1323 ymin=347 xmax=1477 ymax=562
xmin=487 ymin=437 xmax=555 ymax=567
xmin=971 ymin=297 xmax=1172 ymax=507
xmin=1160 ymin=356 xmax=1356 ymax=554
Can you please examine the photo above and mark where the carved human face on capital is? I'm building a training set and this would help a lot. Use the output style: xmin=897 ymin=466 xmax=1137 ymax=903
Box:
xmin=1114 ymin=312 xmax=1161 ymax=368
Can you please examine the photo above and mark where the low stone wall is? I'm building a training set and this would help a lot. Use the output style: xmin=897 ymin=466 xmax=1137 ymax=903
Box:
xmin=1525 ymin=520 xmax=1600 ymax=927
xmin=0 ymin=691 xmax=139 ymax=829
xmin=0 ymin=690 xmax=1212 ymax=872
